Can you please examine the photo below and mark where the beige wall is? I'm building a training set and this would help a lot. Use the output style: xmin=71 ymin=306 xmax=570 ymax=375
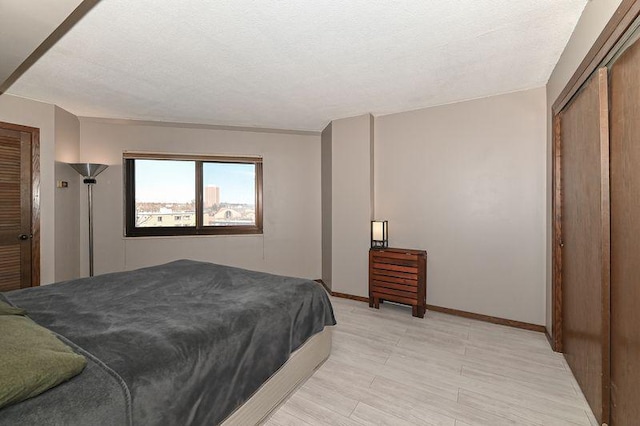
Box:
xmin=375 ymin=88 xmax=547 ymax=325
xmin=329 ymin=114 xmax=374 ymax=297
xmin=545 ymin=0 xmax=623 ymax=334
xmin=321 ymin=122 xmax=332 ymax=290
xmin=0 ymin=94 xmax=56 ymax=284
xmin=54 ymin=106 xmax=81 ymax=281
xmin=78 ymin=118 xmax=321 ymax=279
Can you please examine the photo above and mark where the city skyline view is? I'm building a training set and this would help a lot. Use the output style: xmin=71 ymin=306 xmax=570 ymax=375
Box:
xmin=135 ymin=159 xmax=256 ymax=205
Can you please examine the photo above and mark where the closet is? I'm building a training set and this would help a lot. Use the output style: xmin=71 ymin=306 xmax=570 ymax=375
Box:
xmin=557 ymin=67 xmax=610 ymax=423
xmin=609 ymin=31 xmax=640 ymax=425
xmin=553 ymin=7 xmax=640 ymax=425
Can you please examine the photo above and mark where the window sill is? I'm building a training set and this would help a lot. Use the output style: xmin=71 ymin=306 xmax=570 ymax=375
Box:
xmin=122 ymin=233 xmax=264 ymax=241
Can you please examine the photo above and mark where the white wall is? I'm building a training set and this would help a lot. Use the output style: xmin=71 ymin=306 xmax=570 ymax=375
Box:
xmin=329 ymin=114 xmax=374 ymax=297
xmin=545 ymin=0 xmax=623 ymax=334
xmin=78 ymin=118 xmax=321 ymax=280
xmin=0 ymin=94 xmax=56 ymax=284
xmin=375 ymin=88 xmax=547 ymax=325
xmin=54 ymin=106 xmax=81 ymax=281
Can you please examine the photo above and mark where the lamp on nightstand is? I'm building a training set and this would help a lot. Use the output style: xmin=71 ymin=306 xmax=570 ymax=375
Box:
xmin=69 ymin=163 xmax=108 ymax=277
xmin=371 ymin=220 xmax=388 ymax=249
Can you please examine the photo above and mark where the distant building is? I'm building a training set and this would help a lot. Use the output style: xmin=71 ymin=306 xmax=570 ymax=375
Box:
xmin=204 ymin=185 xmax=220 ymax=208
xmin=136 ymin=212 xmax=195 ymax=227
xmin=212 ymin=208 xmax=241 ymax=220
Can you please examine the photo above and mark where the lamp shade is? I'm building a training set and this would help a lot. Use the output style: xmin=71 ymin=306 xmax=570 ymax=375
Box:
xmin=371 ymin=220 xmax=388 ymax=249
xmin=69 ymin=163 xmax=108 ymax=178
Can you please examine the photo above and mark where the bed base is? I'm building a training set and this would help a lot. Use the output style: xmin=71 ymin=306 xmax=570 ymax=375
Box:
xmin=221 ymin=327 xmax=332 ymax=425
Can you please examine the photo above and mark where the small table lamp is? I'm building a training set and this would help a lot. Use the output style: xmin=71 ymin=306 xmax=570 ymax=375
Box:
xmin=69 ymin=163 xmax=108 ymax=277
xmin=371 ymin=220 xmax=388 ymax=249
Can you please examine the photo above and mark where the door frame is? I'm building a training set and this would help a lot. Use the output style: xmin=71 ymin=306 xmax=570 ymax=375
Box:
xmin=0 ymin=121 xmax=40 ymax=286
xmin=551 ymin=0 xmax=640 ymax=352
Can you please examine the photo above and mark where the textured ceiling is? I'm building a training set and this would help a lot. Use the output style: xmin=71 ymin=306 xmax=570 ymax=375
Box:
xmin=7 ymin=0 xmax=587 ymax=131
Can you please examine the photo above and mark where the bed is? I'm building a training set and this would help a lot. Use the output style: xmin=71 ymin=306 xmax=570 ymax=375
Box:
xmin=0 ymin=259 xmax=335 ymax=425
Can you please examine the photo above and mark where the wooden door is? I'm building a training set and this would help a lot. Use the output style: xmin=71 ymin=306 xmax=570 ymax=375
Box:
xmin=609 ymin=36 xmax=640 ymax=425
xmin=0 ymin=122 xmax=39 ymax=291
xmin=559 ymin=68 xmax=610 ymax=424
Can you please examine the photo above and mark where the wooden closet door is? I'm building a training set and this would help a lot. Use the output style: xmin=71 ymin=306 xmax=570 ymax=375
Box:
xmin=609 ymin=37 xmax=640 ymax=425
xmin=0 ymin=127 xmax=34 ymax=291
xmin=560 ymin=68 xmax=610 ymax=424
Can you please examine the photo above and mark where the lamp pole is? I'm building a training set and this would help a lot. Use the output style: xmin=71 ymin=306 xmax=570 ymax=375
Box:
xmin=69 ymin=163 xmax=108 ymax=277
xmin=86 ymin=176 xmax=96 ymax=277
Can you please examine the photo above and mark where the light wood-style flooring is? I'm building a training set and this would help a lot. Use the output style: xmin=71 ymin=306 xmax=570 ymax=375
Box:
xmin=263 ymin=296 xmax=597 ymax=426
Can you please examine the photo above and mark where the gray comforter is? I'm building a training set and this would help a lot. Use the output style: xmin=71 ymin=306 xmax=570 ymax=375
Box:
xmin=0 ymin=260 xmax=335 ymax=425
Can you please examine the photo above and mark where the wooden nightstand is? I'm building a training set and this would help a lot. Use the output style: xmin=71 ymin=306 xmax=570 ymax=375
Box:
xmin=369 ymin=248 xmax=427 ymax=318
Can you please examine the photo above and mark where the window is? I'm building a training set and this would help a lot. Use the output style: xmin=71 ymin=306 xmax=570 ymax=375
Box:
xmin=124 ymin=153 xmax=263 ymax=237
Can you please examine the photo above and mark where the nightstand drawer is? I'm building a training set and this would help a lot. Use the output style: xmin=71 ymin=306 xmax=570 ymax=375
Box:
xmin=371 ymin=251 xmax=418 ymax=262
xmin=371 ymin=262 xmax=418 ymax=275
xmin=371 ymin=272 xmax=418 ymax=286
xmin=372 ymin=281 xmax=417 ymax=294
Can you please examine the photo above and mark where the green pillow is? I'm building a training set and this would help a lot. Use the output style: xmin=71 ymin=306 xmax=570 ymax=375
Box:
xmin=0 ymin=300 xmax=26 ymax=316
xmin=0 ymin=315 xmax=87 ymax=409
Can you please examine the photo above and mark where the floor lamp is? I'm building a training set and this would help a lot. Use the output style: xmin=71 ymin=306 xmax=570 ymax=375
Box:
xmin=69 ymin=163 xmax=108 ymax=277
